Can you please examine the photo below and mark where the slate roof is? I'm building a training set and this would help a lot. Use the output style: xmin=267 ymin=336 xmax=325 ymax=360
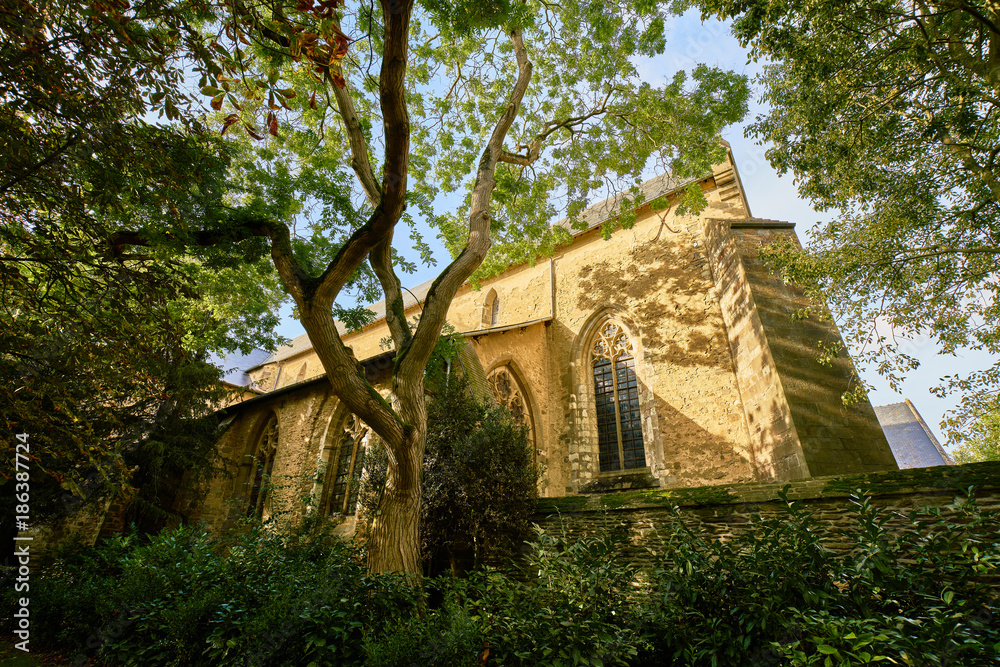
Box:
xmin=207 ymin=348 xmax=273 ymax=388
xmin=873 ymin=400 xmax=953 ymax=468
xmin=552 ymin=171 xmax=696 ymax=235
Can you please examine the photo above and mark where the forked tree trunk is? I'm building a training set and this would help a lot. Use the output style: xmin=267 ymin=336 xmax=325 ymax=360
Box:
xmin=259 ymin=13 xmax=531 ymax=578
xmin=366 ymin=425 xmax=424 ymax=574
xmin=365 ymin=375 xmax=427 ymax=575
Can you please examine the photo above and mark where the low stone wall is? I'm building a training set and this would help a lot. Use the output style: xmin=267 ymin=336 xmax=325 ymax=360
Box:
xmin=533 ymin=461 xmax=1000 ymax=569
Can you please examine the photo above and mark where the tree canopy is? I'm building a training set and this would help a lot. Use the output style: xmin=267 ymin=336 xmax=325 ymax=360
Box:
xmin=693 ymin=0 xmax=1000 ymax=437
xmin=952 ymin=395 xmax=1000 ymax=462
xmin=1 ymin=0 xmax=285 ymax=519
xmin=6 ymin=0 xmax=749 ymax=572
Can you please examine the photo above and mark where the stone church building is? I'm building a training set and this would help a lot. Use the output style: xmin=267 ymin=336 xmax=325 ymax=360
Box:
xmin=173 ymin=148 xmax=898 ymax=535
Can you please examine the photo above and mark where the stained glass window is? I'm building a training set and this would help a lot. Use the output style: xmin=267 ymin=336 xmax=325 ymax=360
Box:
xmin=592 ymin=322 xmax=645 ymax=472
xmin=327 ymin=414 xmax=369 ymax=516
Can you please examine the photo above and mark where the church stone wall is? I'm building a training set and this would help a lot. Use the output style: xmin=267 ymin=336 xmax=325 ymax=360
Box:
xmin=468 ymin=323 xmax=554 ymax=492
xmin=174 ymin=385 xmax=341 ymax=532
xmin=546 ymin=184 xmax=757 ymax=493
xmin=729 ymin=224 xmax=897 ymax=476
xmin=704 ymin=218 xmax=808 ymax=480
xmin=448 ymin=261 xmax=553 ymax=332
xmin=533 ymin=461 xmax=1000 ymax=571
xmin=174 ymin=151 xmax=897 ymax=530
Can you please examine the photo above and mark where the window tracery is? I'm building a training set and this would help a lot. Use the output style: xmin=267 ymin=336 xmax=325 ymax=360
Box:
xmin=591 ymin=322 xmax=645 ymax=472
xmin=325 ymin=414 xmax=369 ymax=516
xmin=246 ymin=416 xmax=278 ymax=519
xmin=488 ymin=365 xmax=533 ymax=443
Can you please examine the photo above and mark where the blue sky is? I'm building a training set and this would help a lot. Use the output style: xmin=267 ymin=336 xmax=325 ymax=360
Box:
xmin=272 ymin=9 xmax=996 ymax=449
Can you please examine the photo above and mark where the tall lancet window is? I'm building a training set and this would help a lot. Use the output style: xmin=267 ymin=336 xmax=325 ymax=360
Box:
xmin=326 ymin=414 xmax=369 ymax=516
xmin=483 ymin=288 xmax=500 ymax=326
xmin=592 ymin=322 xmax=645 ymax=472
xmin=246 ymin=416 xmax=278 ymax=518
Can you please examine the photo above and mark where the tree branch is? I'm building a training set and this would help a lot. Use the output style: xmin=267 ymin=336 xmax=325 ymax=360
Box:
xmin=938 ymin=129 xmax=1000 ymax=201
xmin=328 ymin=13 xmax=382 ymax=205
xmin=400 ymin=26 xmax=533 ymax=382
xmin=498 ymin=92 xmax=614 ymax=166
xmin=370 ymin=233 xmax=412 ymax=350
xmin=309 ymin=0 xmax=414 ymax=311
xmin=0 ymin=134 xmax=79 ymax=196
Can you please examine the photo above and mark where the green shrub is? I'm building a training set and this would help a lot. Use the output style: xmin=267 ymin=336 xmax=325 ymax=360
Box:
xmin=14 ymin=487 xmax=1000 ymax=666
xmin=360 ymin=378 xmax=541 ymax=576
xmin=421 ymin=380 xmax=541 ymax=573
xmin=364 ymin=599 xmax=484 ymax=667
xmin=640 ymin=488 xmax=1000 ymax=667
xmin=461 ymin=523 xmax=643 ymax=666
xmin=22 ymin=522 xmax=418 ymax=666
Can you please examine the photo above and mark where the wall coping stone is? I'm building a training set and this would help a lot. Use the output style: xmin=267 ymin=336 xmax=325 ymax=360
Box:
xmin=535 ymin=461 xmax=1000 ymax=514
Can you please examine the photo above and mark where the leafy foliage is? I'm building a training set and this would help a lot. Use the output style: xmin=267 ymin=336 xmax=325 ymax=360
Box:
xmin=0 ymin=0 xmax=287 ymax=512
xmin=359 ymin=371 xmax=541 ymax=574
xmin=953 ymin=394 xmax=1000 ymax=463
xmin=420 ymin=379 xmax=540 ymax=573
xmin=21 ymin=523 xmax=419 ymax=667
xmin=640 ymin=488 xmax=1000 ymax=666
xmin=10 ymin=489 xmax=1000 ymax=666
xmin=467 ymin=524 xmax=642 ymax=666
xmin=693 ymin=0 xmax=1000 ymax=425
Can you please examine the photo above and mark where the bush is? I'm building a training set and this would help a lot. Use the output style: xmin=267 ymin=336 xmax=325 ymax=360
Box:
xmin=363 ymin=599 xmax=484 ymax=667
xmin=639 ymin=488 xmax=1000 ymax=666
xmin=359 ymin=378 xmax=541 ymax=576
xmin=12 ymin=487 xmax=1000 ymax=666
xmin=21 ymin=523 xmax=418 ymax=666
xmin=469 ymin=524 xmax=643 ymax=666
xmin=421 ymin=380 xmax=541 ymax=574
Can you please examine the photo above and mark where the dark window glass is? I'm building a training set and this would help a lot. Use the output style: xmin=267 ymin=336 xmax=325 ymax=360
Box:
xmin=592 ymin=323 xmax=645 ymax=473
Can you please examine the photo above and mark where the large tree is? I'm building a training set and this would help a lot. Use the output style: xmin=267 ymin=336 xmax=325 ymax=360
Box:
xmin=694 ymin=0 xmax=1000 ymax=436
xmin=46 ymin=0 xmax=748 ymax=574
xmin=0 ymin=0 xmax=284 ymax=522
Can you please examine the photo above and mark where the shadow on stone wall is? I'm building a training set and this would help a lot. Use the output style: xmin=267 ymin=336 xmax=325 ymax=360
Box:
xmin=548 ymin=315 xmax=755 ymax=489
xmin=574 ymin=238 xmax=727 ymax=370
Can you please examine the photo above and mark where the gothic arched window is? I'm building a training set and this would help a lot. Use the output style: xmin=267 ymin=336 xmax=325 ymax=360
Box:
xmin=246 ymin=415 xmax=278 ymax=519
xmin=483 ymin=288 xmax=500 ymax=326
xmin=488 ymin=365 xmax=534 ymax=443
xmin=325 ymin=414 xmax=369 ymax=516
xmin=592 ymin=322 xmax=645 ymax=472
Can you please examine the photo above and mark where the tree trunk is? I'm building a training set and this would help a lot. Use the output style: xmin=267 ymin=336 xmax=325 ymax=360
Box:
xmin=366 ymin=424 xmax=424 ymax=574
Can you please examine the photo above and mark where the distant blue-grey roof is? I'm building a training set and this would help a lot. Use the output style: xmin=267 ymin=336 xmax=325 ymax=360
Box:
xmin=874 ymin=401 xmax=953 ymax=469
xmin=208 ymin=349 xmax=273 ymax=388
